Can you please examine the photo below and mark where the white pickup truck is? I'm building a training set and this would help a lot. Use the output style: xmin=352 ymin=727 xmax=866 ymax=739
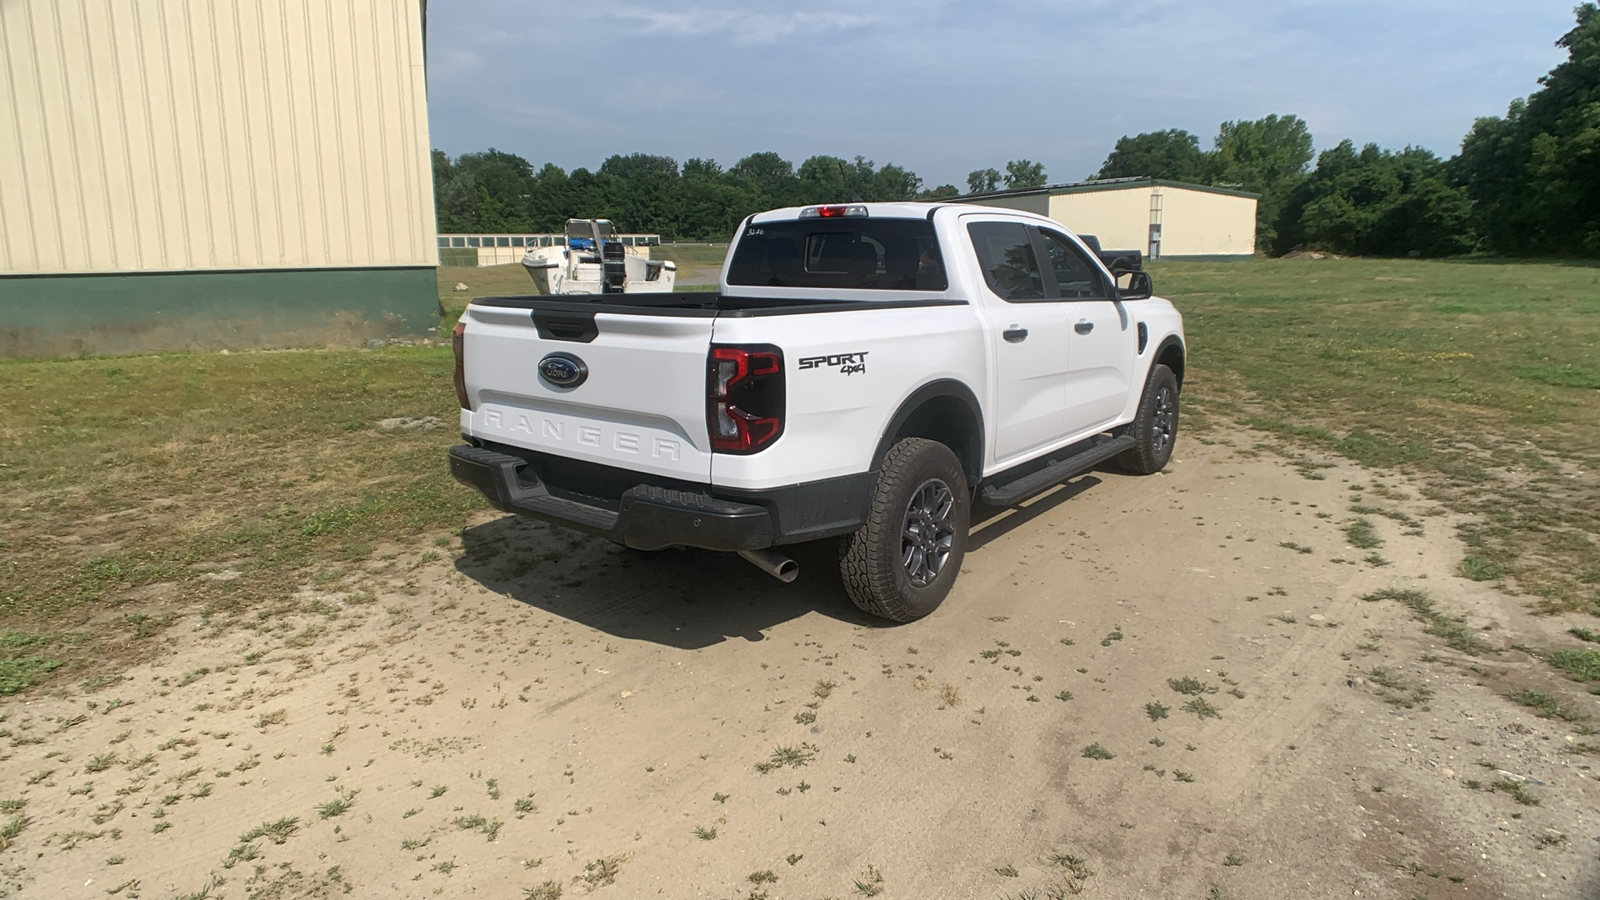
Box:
xmin=449 ymin=202 xmax=1185 ymax=622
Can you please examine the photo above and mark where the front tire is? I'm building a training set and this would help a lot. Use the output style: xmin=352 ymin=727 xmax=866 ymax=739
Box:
xmin=839 ymin=438 xmax=970 ymax=623
xmin=1116 ymin=364 xmax=1179 ymax=475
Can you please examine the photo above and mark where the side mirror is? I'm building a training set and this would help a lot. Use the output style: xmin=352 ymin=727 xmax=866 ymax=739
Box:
xmin=1116 ymin=269 xmax=1153 ymax=301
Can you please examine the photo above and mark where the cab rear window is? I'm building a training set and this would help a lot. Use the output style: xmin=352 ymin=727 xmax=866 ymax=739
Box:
xmin=727 ymin=219 xmax=948 ymax=291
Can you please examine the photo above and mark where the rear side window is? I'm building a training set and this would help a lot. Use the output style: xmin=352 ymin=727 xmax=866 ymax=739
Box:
xmin=727 ymin=218 xmax=947 ymax=290
xmin=967 ymin=222 xmax=1044 ymax=301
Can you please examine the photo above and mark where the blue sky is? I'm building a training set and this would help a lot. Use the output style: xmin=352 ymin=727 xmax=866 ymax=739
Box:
xmin=426 ymin=1 xmax=1579 ymax=188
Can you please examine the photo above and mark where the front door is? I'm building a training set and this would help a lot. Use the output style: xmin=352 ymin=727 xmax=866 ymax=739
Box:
xmin=1036 ymin=228 xmax=1136 ymax=435
xmin=966 ymin=219 xmax=1075 ymax=463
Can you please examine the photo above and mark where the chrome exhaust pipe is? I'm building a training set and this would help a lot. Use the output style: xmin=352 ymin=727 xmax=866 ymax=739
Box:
xmin=738 ymin=548 xmax=799 ymax=583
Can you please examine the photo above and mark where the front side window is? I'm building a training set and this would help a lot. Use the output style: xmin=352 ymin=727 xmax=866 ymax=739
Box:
xmin=726 ymin=218 xmax=947 ymax=290
xmin=1037 ymin=230 xmax=1108 ymax=299
xmin=967 ymin=222 xmax=1044 ymax=301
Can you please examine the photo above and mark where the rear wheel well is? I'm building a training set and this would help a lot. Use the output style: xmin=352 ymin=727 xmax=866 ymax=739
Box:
xmin=880 ymin=393 xmax=983 ymax=486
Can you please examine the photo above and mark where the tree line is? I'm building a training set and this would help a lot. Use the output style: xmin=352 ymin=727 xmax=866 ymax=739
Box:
xmin=431 ymin=149 xmax=1053 ymax=242
xmin=434 ymin=4 xmax=1600 ymax=257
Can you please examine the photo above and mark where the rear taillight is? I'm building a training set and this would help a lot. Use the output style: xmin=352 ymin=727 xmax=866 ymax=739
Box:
xmin=707 ymin=344 xmax=784 ymax=454
xmin=452 ymin=321 xmax=473 ymax=410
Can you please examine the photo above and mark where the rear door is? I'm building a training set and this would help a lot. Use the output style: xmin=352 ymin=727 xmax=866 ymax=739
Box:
xmin=1035 ymin=227 xmax=1135 ymax=434
xmin=459 ymin=301 xmax=716 ymax=482
xmin=966 ymin=219 xmax=1074 ymax=464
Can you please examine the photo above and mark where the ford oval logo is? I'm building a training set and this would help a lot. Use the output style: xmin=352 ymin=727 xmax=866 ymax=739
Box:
xmin=538 ymin=353 xmax=588 ymax=388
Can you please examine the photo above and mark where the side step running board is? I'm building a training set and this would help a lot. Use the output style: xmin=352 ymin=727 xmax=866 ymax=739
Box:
xmin=979 ymin=434 xmax=1136 ymax=507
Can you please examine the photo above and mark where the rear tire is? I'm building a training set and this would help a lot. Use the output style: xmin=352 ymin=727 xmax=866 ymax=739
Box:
xmin=839 ymin=438 xmax=970 ymax=623
xmin=1116 ymin=364 xmax=1179 ymax=475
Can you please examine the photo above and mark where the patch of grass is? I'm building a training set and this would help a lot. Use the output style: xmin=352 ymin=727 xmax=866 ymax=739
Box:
xmin=1506 ymin=688 xmax=1581 ymax=721
xmin=1165 ymin=259 xmax=1600 ymax=615
xmin=692 ymin=825 xmax=717 ymax=841
xmin=1570 ymin=627 xmax=1600 ymax=644
xmin=1491 ymin=778 xmax=1540 ymax=806
xmin=580 ymin=854 xmax=628 ymax=889
xmin=523 ymin=882 xmax=563 ymax=900
xmin=1166 ymin=677 xmax=1213 ymax=696
xmin=1081 ymin=743 xmax=1114 ymax=760
xmin=1173 ymin=770 xmax=1195 ymax=783
xmin=1547 ymin=647 xmax=1600 ymax=683
xmin=1342 ymin=518 xmax=1383 ymax=549
xmin=239 ymin=816 xmax=299 ymax=845
xmin=0 ymin=655 xmax=65 ymax=696
xmin=1182 ymin=698 xmax=1222 ymax=719
xmin=1360 ymin=588 xmax=1492 ymax=655
xmin=0 ymin=345 xmax=488 ymax=694
xmin=84 ymin=752 xmax=119 ymax=773
xmin=0 ymin=816 xmax=28 ymax=852
xmin=748 ymin=870 xmax=779 ymax=885
xmin=1056 ymin=690 xmax=1074 ymax=702
xmin=754 ymin=743 xmax=817 ymax=774
xmin=1145 ymin=701 xmax=1169 ymax=720
xmin=1457 ymin=555 xmax=1504 ymax=582
xmin=1278 ymin=541 xmax=1313 ymax=554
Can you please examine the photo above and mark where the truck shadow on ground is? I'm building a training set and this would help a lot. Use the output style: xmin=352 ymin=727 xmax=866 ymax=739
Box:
xmin=454 ymin=471 xmax=1115 ymax=650
xmin=455 ymin=517 xmax=871 ymax=650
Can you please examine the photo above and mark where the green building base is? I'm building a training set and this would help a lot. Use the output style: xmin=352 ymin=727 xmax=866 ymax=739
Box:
xmin=0 ymin=266 xmax=438 ymax=359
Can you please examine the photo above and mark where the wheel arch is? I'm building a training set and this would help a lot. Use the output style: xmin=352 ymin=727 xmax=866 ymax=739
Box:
xmin=1153 ymin=335 xmax=1185 ymax=387
xmin=871 ymin=379 xmax=985 ymax=486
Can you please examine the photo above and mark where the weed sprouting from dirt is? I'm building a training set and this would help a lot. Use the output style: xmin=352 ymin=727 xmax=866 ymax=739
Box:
xmin=1490 ymin=778 xmax=1541 ymax=806
xmin=852 ymin=864 xmax=885 ymax=896
xmin=1342 ymin=518 xmax=1383 ymax=549
xmin=524 ymin=882 xmax=563 ymax=900
xmin=1167 ymin=677 xmax=1213 ymax=696
xmin=755 ymin=743 xmax=817 ymax=774
xmin=581 ymin=853 xmax=630 ymax=889
xmin=1360 ymin=588 xmax=1492 ymax=655
xmin=692 ymin=825 xmax=717 ymax=841
xmin=1182 ymin=698 xmax=1222 ymax=719
xmin=1081 ymin=743 xmax=1114 ymax=760
xmin=1506 ymin=689 xmax=1582 ymax=722
xmin=239 ymin=816 xmax=299 ymax=845
xmin=1145 ymin=701 xmax=1169 ymax=720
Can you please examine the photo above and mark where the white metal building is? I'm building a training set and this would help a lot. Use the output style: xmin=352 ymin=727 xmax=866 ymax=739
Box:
xmin=956 ymin=178 xmax=1259 ymax=260
xmin=0 ymin=0 xmax=437 ymax=357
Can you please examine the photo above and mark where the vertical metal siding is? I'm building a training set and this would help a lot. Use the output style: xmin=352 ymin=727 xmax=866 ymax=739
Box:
xmin=0 ymin=0 xmax=435 ymax=275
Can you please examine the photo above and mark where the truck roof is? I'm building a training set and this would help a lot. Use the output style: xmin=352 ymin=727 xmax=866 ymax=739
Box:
xmin=747 ymin=202 xmax=1054 ymax=225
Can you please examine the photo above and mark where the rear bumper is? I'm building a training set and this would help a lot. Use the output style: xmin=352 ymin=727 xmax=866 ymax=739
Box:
xmin=450 ymin=444 xmax=829 ymax=551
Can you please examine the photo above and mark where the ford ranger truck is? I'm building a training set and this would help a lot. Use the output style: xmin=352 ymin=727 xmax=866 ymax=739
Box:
xmin=448 ymin=202 xmax=1185 ymax=622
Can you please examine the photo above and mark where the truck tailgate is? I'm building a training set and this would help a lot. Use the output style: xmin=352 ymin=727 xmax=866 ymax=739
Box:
xmin=459 ymin=303 xmax=715 ymax=482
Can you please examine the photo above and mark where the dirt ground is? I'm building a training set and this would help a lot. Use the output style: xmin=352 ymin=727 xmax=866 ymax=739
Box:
xmin=3 ymin=433 xmax=1597 ymax=900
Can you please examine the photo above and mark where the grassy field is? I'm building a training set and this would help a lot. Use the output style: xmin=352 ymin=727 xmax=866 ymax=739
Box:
xmin=1 ymin=257 xmax=1596 ymax=695
xmin=1159 ymin=257 xmax=1600 ymax=613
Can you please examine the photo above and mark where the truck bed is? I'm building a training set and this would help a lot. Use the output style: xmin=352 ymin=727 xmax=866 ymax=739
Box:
xmin=469 ymin=292 xmax=967 ymax=318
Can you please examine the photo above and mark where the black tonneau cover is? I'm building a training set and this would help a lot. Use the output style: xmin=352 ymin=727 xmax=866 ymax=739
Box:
xmin=470 ymin=293 xmax=968 ymax=319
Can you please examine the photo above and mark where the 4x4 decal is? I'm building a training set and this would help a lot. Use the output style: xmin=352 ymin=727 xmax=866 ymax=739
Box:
xmin=798 ymin=352 xmax=869 ymax=375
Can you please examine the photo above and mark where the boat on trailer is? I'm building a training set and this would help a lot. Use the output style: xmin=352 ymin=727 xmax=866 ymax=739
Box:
xmin=520 ymin=219 xmax=676 ymax=294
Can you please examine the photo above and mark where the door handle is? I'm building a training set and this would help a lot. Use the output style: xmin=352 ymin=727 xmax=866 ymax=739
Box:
xmin=1074 ymin=321 xmax=1094 ymax=335
xmin=1003 ymin=326 xmax=1028 ymax=343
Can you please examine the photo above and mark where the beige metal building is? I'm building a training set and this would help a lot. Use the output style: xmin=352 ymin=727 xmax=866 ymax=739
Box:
xmin=0 ymin=0 xmax=437 ymax=357
xmin=956 ymin=178 xmax=1258 ymax=260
